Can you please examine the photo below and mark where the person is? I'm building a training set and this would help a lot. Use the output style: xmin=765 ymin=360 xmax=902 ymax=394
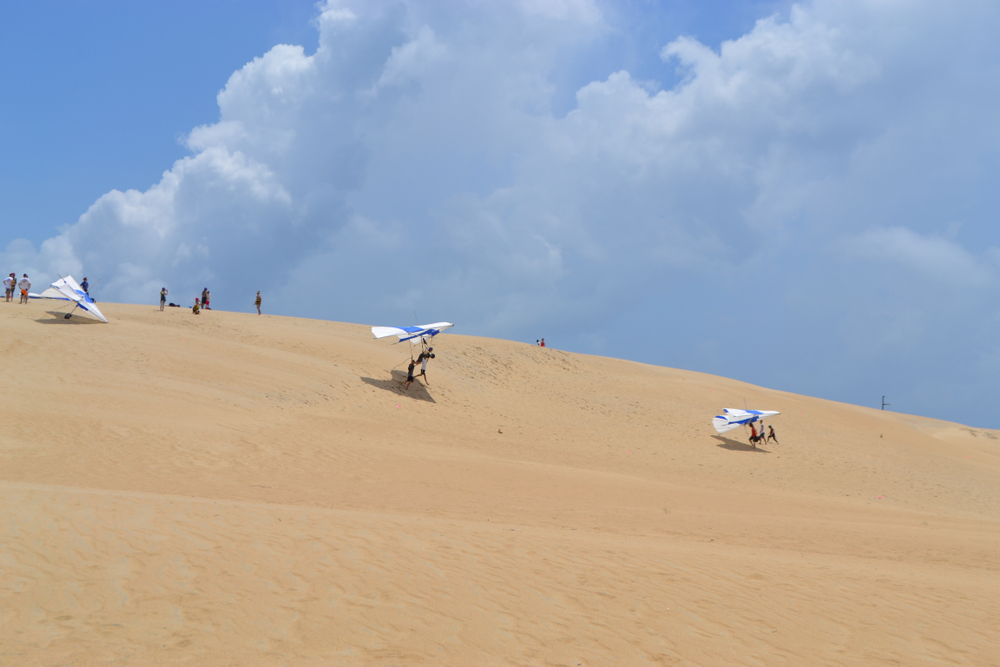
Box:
xmin=18 ymin=274 xmax=31 ymax=304
xmin=254 ymin=291 xmax=262 ymax=315
xmin=201 ymin=288 xmax=211 ymax=310
xmin=749 ymin=422 xmax=759 ymax=449
xmin=80 ymin=277 xmax=89 ymax=294
xmin=405 ymin=359 xmax=416 ymax=389
xmin=415 ymin=347 xmax=435 ymax=385
xmin=192 ymin=298 xmax=201 ymax=314
xmin=160 ymin=287 xmax=168 ymax=311
xmin=536 ymin=339 xmax=540 ymax=346
xmin=540 ymin=338 xmax=546 ymax=348
xmin=4 ymin=273 xmax=14 ymax=302
xmin=766 ymin=424 xmax=779 ymax=445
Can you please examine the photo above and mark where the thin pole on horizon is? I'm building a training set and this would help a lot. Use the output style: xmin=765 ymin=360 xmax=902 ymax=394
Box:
xmin=882 ymin=395 xmax=890 ymax=411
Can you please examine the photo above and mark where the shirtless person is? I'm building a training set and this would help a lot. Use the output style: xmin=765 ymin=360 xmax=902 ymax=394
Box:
xmin=405 ymin=359 xmax=416 ymax=389
xmin=766 ymin=424 xmax=779 ymax=445
xmin=415 ymin=347 xmax=435 ymax=385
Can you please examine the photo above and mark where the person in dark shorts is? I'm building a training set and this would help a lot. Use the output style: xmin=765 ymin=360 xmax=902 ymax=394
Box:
xmin=160 ymin=287 xmax=168 ymax=311
xmin=405 ymin=360 xmax=416 ymax=389
xmin=201 ymin=288 xmax=211 ymax=310
xmin=766 ymin=424 xmax=779 ymax=445
xmin=415 ymin=347 xmax=435 ymax=385
xmin=254 ymin=291 xmax=262 ymax=315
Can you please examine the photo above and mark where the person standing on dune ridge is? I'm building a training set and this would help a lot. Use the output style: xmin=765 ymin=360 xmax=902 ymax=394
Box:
xmin=4 ymin=273 xmax=14 ymax=302
xmin=160 ymin=287 xmax=168 ymax=311
xmin=254 ymin=291 xmax=262 ymax=315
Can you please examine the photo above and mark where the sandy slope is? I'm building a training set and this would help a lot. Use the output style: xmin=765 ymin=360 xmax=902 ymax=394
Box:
xmin=1 ymin=302 xmax=997 ymax=666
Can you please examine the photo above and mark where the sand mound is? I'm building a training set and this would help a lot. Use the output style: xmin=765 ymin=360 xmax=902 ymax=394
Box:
xmin=1 ymin=303 xmax=998 ymax=665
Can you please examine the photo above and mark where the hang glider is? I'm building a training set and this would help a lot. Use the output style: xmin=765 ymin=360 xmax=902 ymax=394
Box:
xmin=31 ymin=276 xmax=108 ymax=323
xmin=712 ymin=408 xmax=779 ymax=434
xmin=371 ymin=322 xmax=453 ymax=345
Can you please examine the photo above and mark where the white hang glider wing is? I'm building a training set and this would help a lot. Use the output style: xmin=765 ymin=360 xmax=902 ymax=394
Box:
xmin=30 ymin=286 xmax=71 ymax=300
xmin=371 ymin=322 xmax=453 ymax=345
xmin=712 ymin=408 xmax=779 ymax=434
xmin=33 ymin=276 xmax=108 ymax=323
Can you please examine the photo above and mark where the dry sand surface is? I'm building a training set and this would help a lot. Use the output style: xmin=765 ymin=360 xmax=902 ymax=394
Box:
xmin=1 ymin=302 xmax=998 ymax=666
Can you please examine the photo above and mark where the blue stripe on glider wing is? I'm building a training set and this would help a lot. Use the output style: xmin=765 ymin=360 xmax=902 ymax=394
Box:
xmin=400 ymin=326 xmax=423 ymax=333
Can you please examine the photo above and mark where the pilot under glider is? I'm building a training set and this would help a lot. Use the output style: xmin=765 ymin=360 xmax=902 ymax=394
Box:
xmin=371 ymin=322 xmax=453 ymax=345
xmin=712 ymin=408 xmax=779 ymax=434
xmin=30 ymin=276 xmax=108 ymax=323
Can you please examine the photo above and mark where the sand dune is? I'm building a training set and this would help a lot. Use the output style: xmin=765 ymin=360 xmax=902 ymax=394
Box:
xmin=1 ymin=302 xmax=998 ymax=665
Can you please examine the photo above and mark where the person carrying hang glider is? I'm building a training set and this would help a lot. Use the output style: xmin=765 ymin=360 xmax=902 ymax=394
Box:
xmin=31 ymin=275 xmax=108 ymax=322
xmin=372 ymin=321 xmax=452 ymax=388
xmin=712 ymin=408 xmax=780 ymax=447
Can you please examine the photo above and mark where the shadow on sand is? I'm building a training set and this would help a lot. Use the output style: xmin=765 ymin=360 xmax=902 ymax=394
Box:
xmin=361 ymin=370 xmax=436 ymax=403
xmin=713 ymin=435 xmax=770 ymax=453
xmin=35 ymin=310 xmax=102 ymax=325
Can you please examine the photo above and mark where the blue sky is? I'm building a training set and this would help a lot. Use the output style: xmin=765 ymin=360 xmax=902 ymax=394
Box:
xmin=3 ymin=0 xmax=999 ymax=428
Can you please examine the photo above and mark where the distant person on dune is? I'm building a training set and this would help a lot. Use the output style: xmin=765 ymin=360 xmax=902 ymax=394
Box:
xmin=405 ymin=359 xmax=416 ymax=389
xmin=766 ymin=424 xmax=779 ymax=445
xmin=254 ymin=291 xmax=262 ymax=315
xmin=160 ymin=287 xmax=168 ymax=311
xmin=192 ymin=298 xmax=201 ymax=315
xmin=415 ymin=347 xmax=435 ymax=385
xmin=4 ymin=273 xmax=14 ymax=302
xmin=540 ymin=338 xmax=545 ymax=347
xmin=201 ymin=288 xmax=211 ymax=310
xmin=18 ymin=274 xmax=30 ymax=304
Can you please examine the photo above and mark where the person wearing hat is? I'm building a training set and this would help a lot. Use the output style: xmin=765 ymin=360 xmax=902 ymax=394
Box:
xmin=415 ymin=346 xmax=435 ymax=385
xmin=192 ymin=298 xmax=201 ymax=315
